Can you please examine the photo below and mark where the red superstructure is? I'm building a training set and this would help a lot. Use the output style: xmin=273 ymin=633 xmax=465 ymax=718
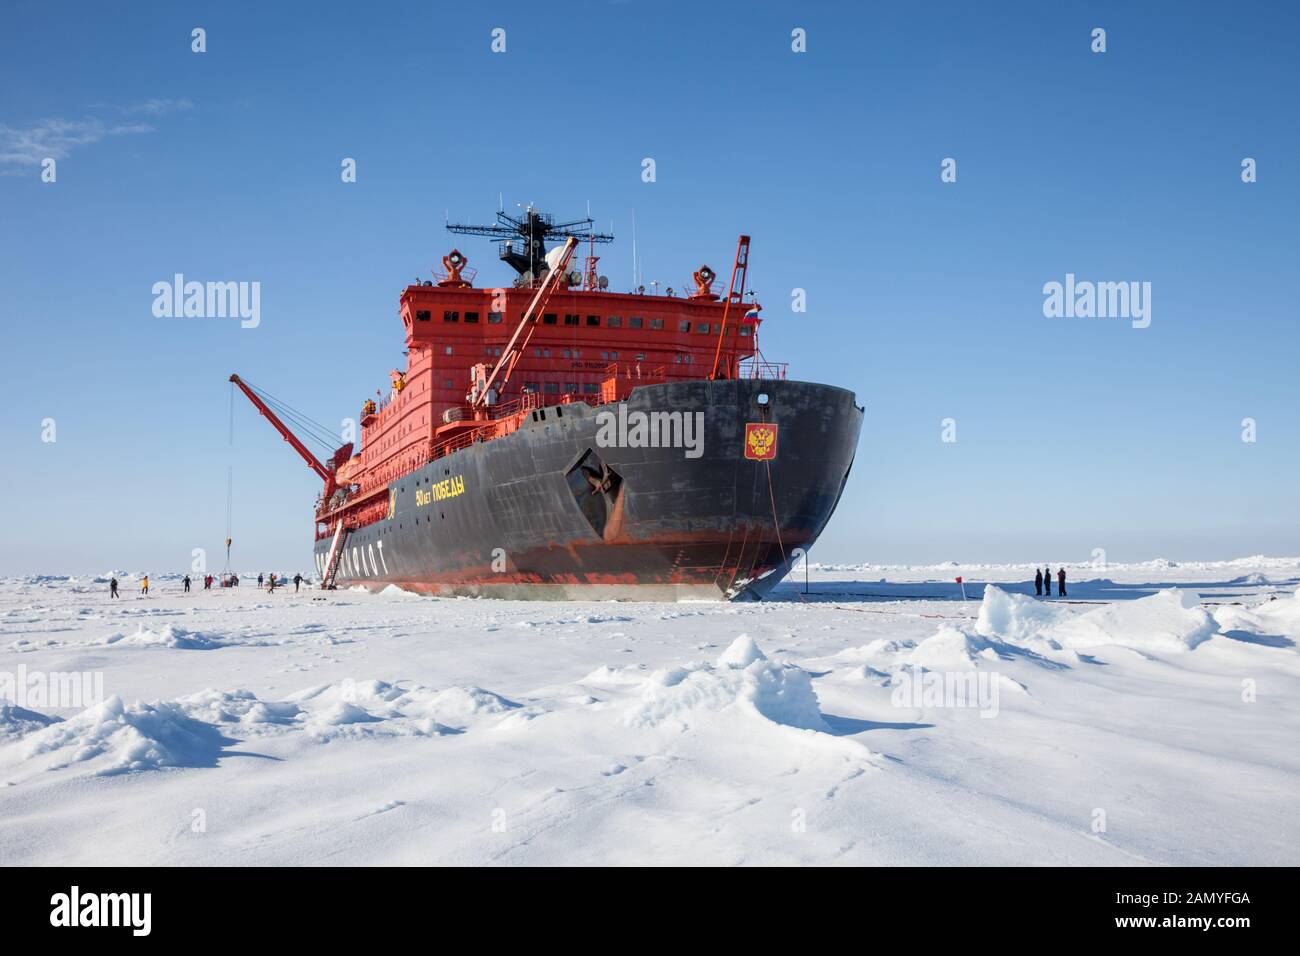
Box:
xmin=316 ymin=222 xmax=772 ymax=546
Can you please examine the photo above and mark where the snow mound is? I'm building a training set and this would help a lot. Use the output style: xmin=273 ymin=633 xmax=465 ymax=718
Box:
xmin=627 ymin=639 xmax=827 ymax=732
xmin=175 ymin=688 xmax=302 ymax=727
xmin=1215 ymin=587 xmax=1300 ymax=646
xmin=22 ymin=696 xmax=229 ymax=776
xmin=831 ymin=638 xmax=912 ymax=662
xmin=908 ymin=624 xmax=1007 ymax=668
xmin=716 ymin=634 xmax=766 ymax=668
xmin=101 ymin=625 xmax=228 ymax=650
xmin=0 ymin=702 xmax=61 ymax=740
xmin=974 ymin=585 xmax=1217 ymax=654
xmin=1229 ymin=572 xmax=1272 ymax=585
xmin=378 ymin=584 xmax=426 ymax=599
xmin=976 ymin=586 xmax=1070 ymax=645
xmin=580 ymin=664 xmax=649 ymax=685
xmin=12 ymin=678 xmax=526 ymax=775
xmin=1056 ymin=589 xmax=1217 ymax=653
xmin=285 ymin=679 xmax=518 ymax=737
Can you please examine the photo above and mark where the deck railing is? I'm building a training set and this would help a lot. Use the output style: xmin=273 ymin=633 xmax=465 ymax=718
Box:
xmin=739 ymin=359 xmax=788 ymax=381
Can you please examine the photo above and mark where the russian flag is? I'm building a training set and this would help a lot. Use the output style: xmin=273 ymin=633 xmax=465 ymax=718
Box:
xmin=742 ymin=307 xmax=761 ymax=324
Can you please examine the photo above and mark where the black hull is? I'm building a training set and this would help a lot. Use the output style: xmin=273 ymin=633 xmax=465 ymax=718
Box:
xmin=313 ymin=378 xmax=862 ymax=600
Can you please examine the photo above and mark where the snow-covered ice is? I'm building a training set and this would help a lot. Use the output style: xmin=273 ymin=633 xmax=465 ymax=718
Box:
xmin=1 ymin=558 xmax=1298 ymax=865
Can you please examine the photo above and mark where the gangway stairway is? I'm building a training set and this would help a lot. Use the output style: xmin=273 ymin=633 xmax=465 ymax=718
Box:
xmin=321 ymin=521 xmax=349 ymax=589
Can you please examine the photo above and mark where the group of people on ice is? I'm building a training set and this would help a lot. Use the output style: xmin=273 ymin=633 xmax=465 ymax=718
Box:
xmin=255 ymin=572 xmax=304 ymax=593
xmin=1035 ymin=566 xmax=1067 ymax=597
xmin=108 ymin=572 xmax=305 ymax=597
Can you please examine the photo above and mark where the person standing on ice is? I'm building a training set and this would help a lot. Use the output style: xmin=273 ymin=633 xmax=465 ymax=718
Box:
xmin=1034 ymin=568 xmax=1043 ymax=596
xmin=1057 ymin=567 xmax=1067 ymax=597
xmin=267 ymin=572 xmax=277 ymax=593
xmin=141 ymin=574 xmax=150 ymax=596
xmin=183 ymin=574 xmax=191 ymax=593
xmin=1042 ymin=566 xmax=1051 ymax=596
xmin=257 ymin=572 xmax=264 ymax=587
xmin=109 ymin=576 xmax=119 ymax=598
xmin=293 ymin=573 xmax=302 ymax=593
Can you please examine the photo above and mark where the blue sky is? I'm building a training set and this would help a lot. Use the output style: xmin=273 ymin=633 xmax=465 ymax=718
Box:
xmin=2 ymin=0 xmax=1297 ymax=574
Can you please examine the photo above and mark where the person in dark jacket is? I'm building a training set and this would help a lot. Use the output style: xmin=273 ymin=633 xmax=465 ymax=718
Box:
xmin=183 ymin=575 xmax=191 ymax=593
xmin=293 ymin=573 xmax=302 ymax=593
xmin=1043 ymin=566 xmax=1052 ymax=596
xmin=110 ymin=577 xmax=119 ymax=598
xmin=1057 ymin=567 xmax=1067 ymax=597
xmin=1034 ymin=568 xmax=1043 ymax=596
xmin=257 ymin=573 xmax=264 ymax=587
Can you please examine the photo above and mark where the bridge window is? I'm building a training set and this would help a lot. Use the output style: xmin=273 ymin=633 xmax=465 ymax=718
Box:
xmin=739 ymin=326 xmax=752 ymax=336
xmin=649 ymin=318 xmax=664 ymax=330
xmin=696 ymin=323 xmax=711 ymax=334
xmin=679 ymin=320 xmax=691 ymax=332
xmin=586 ymin=315 xmax=600 ymax=327
xmin=629 ymin=317 xmax=643 ymax=329
xmin=416 ymin=309 xmax=431 ymax=322
xmin=464 ymin=311 xmax=479 ymax=323
xmin=543 ymin=313 xmax=557 ymax=325
xmin=565 ymin=383 xmax=578 ymax=393
xmin=582 ymin=383 xmax=600 ymax=394
xmin=607 ymin=316 xmax=622 ymax=328
xmin=443 ymin=310 xmax=459 ymax=322
xmin=564 ymin=313 xmax=580 ymax=326
xmin=544 ymin=382 xmax=559 ymax=394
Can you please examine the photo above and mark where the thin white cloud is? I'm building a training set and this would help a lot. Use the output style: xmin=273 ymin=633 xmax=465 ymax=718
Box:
xmin=0 ymin=118 xmax=149 ymax=171
xmin=119 ymin=98 xmax=194 ymax=117
xmin=0 ymin=100 xmax=193 ymax=174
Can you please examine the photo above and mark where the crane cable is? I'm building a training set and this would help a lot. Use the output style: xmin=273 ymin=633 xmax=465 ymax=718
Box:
xmin=224 ymin=382 xmax=235 ymax=574
xmin=224 ymin=381 xmax=234 ymax=574
xmin=244 ymin=382 xmax=339 ymax=453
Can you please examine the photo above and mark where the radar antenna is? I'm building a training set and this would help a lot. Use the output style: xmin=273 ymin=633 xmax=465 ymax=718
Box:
xmin=446 ymin=206 xmax=613 ymax=279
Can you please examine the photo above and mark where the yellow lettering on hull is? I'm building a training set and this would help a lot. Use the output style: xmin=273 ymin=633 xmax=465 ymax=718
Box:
xmin=416 ymin=475 xmax=466 ymax=507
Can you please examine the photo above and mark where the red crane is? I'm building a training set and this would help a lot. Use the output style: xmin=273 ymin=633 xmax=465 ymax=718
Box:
xmin=467 ymin=236 xmax=580 ymax=409
xmin=709 ymin=235 xmax=752 ymax=381
xmin=229 ymin=374 xmax=347 ymax=500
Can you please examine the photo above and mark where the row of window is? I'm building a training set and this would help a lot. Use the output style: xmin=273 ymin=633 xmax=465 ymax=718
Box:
xmin=414 ymin=310 xmax=508 ymax=324
xmin=525 ymin=348 xmax=627 ymax=360
xmin=415 ymin=309 xmax=751 ymax=336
